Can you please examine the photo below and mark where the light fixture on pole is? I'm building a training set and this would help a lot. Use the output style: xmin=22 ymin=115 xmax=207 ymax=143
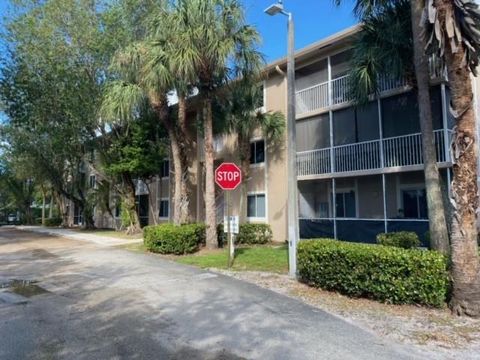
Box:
xmin=264 ymin=0 xmax=299 ymax=277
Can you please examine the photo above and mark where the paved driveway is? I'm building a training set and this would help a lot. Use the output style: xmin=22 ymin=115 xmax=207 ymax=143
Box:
xmin=0 ymin=228 xmax=421 ymax=359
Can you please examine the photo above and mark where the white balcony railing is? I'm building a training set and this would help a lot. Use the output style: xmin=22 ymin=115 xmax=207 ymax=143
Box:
xmin=296 ymin=74 xmax=409 ymax=116
xmin=297 ymin=129 xmax=452 ymax=177
xmin=296 ymin=81 xmax=329 ymax=115
xmin=297 ymin=148 xmax=331 ymax=176
xmin=334 ymin=139 xmax=381 ymax=173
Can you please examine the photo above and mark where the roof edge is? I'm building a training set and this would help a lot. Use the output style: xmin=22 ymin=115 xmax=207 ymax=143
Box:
xmin=264 ymin=23 xmax=361 ymax=74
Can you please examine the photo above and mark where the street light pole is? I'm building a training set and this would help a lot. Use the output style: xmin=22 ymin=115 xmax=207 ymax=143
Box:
xmin=265 ymin=1 xmax=298 ymax=277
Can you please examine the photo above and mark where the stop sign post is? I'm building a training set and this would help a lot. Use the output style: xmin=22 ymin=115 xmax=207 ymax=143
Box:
xmin=215 ymin=163 xmax=242 ymax=268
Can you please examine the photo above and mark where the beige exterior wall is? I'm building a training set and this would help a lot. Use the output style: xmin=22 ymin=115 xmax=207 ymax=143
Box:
xmin=264 ymin=72 xmax=288 ymax=241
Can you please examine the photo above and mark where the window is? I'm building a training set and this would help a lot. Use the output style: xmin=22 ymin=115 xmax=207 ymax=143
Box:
xmin=247 ymin=193 xmax=266 ymax=219
xmin=335 ymin=191 xmax=356 ymax=218
xmin=159 ymin=199 xmax=169 ymax=219
xmin=160 ymin=160 xmax=169 ymax=178
xmin=401 ymin=189 xmax=427 ymax=219
xmin=250 ymin=140 xmax=265 ymax=164
xmin=114 ymin=204 xmax=121 ymax=218
xmin=89 ymin=175 xmax=96 ymax=189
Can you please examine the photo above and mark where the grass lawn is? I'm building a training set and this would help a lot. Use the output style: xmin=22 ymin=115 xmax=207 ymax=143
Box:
xmin=176 ymin=245 xmax=289 ymax=273
xmin=120 ymin=242 xmax=147 ymax=252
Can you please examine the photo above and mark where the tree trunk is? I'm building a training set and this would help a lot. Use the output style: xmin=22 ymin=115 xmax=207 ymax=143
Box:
xmin=204 ymin=97 xmax=217 ymax=248
xmin=48 ymin=190 xmax=53 ymax=218
xmin=177 ymin=95 xmax=191 ymax=224
xmin=41 ymin=187 xmax=46 ymax=226
xmin=123 ymin=178 xmax=142 ymax=235
xmin=238 ymin=133 xmax=251 ymax=225
xmin=437 ymin=0 xmax=480 ymax=317
xmin=410 ymin=0 xmax=450 ymax=254
xmin=83 ymin=210 xmax=95 ymax=230
xmin=167 ymin=124 xmax=184 ymax=226
xmin=145 ymin=180 xmax=158 ymax=226
xmin=154 ymin=95 xmax=190 ymax=225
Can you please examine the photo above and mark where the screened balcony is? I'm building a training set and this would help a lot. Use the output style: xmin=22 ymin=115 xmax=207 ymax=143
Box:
xmin=297 ymin=171 xmax=451 ymax=244
xmin=296 ymin=74 xmax=409 ymax=115
xmin=297 ymin=129 xmax=452 ymax=177
xmin=296 ymin=87 xmax=454 ymax=178
xmin=295 ymin=51 xmax=445 ymax=116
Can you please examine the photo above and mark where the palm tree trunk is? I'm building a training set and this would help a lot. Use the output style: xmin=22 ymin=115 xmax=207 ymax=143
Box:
xmin=410 ymin=0 xmax=449 ymax=254
xmin=204 ymin=97 xmax=217 ymax=248
xmin=167 ymin=125 xmax=183 ymax=225
xmin=177 ymin=95 xmax=190 ymax=224
xmin=437 ymin=0 xmax=480 ymax=317
xmin=238 ymin=133 xmax=250 ymax=225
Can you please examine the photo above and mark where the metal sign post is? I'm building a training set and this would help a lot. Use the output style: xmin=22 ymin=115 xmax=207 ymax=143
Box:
xmin=215 ymin=163 xmax=242 ymax=269
xmin=226 ymin=191 xmax=234 ymax=268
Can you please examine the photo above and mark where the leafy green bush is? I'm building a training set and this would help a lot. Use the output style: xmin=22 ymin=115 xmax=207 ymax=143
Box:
xmin=297 ymin=239 xmax=448 ymax=307
xmin=44 ymin=217 xmax=62 ymax=227
xmin=376 ymin=231 xmax=420 ymax=249
xmin=236 ymin=223 xmax=273 ymax=245
xmin=143 ymin=223 xmax=206 ymax=255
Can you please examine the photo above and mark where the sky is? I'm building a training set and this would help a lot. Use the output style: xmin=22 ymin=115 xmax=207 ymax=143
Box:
xmin=242 ymin=0 xmax=357 ymax=63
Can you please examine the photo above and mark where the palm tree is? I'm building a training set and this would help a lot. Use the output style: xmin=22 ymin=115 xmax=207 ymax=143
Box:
xmin=339 ymin=0 xmax=450 ymax=253
xmin=224 ymin=81 xmax=285 ymax=224
xmin=168 ymin=0 xmax=263 ymax=248
xmin=100 ymin=40 xmax=172 ymax=232
xmin=148 ymin=8 xmax=199 ymax=224
xmin=422 ymin=0 xmax=480 ymax=317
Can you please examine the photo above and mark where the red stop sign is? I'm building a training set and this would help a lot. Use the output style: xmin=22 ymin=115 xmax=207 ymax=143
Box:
xmin=215 ymin=163 xmax=242 ymax=190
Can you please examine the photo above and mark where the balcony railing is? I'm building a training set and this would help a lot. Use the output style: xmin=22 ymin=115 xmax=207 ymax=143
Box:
xmin=297 ymin=129 xmax=452 ymax=177
xmin=296 ymin=74 xmax=409 ymax=116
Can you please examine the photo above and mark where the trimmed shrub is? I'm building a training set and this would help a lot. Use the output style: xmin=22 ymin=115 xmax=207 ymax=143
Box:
xmin=297 ymin=239 xmax=448 ymax=307
xmin=143 ymin=223 xmax=206 ymax=255
xmin=44 ymin=217 xmax=62 ymax=227
xmin=236 ymin=223 xmax=273 ymax=245
xmin=376 ymin=231 xmax=420 ymax=249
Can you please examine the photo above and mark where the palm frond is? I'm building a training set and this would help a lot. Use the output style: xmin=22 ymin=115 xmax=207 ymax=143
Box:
xmin=423 ymin=0 xmax=480 ymax=74
xmin=100 ymin=81 xmax=146 ymax=124
xmin=348 ymin=0 xmax=413 ymax=105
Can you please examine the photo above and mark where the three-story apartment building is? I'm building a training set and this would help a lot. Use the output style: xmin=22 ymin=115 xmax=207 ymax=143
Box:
xmin=68 ymin=25 xmax=480 ymax=245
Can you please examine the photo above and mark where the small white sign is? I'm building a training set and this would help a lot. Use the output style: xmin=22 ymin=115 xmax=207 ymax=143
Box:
xmin=224 ymin=216 xmax=239 ymax=234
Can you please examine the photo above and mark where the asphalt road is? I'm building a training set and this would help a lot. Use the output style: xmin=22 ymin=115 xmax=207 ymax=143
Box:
xmin=0 ymin=228 xmax=422 ymax=360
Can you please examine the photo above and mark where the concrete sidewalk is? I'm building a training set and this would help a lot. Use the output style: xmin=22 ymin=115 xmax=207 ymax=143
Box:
xmin=15 ymin=225 xmax=143 ymax=246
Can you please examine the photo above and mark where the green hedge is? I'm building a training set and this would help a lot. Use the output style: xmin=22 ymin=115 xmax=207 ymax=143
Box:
xmin=44 ymin=217 xmax=62 ymax=227
xmin=236 ymin=223 xmax=273 ymax=245
xmin=297 ymin=239 xmax=448 ymax=307
xmin=143 ymin=223 xmax=206 ymax=255
xmin=376 ymin=231 xmax=420 ymax=249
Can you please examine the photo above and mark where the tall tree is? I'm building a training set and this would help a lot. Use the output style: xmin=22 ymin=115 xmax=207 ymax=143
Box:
xmin=168 ymin=0 xmax=263 ymax=248
xmin=223 ymin=82 xmax=285 ymax=224
xmin=423 ymin=0 xmax=480 ymax=317
xmin=338 ymin=0 xmax=450 ymax=253
xmin=102 ymin=0 xmax=194 ymax=226
xmin=0 ymin=0 xmax=120 ymax=228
